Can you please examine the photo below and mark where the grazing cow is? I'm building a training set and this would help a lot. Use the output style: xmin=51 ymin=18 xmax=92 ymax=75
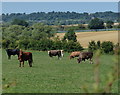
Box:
xmin=6 ymin=49 xmax=20 ymax=59
xmin=48 ymin=50 xmax=64 ymax=59
xmin=77 ymin=52 xmax=93 ymax=64
xmin=18 ymin=50 xmax=33 ymax=67
xmin=69 ymin=51 xmax=81 ymax=59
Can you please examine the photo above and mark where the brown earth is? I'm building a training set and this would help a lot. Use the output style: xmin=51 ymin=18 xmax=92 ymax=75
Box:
xmin=56 ymin=31 xmax=119 ymax=48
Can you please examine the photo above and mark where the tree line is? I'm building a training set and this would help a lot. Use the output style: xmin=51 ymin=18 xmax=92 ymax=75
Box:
xmin=1 ymin=11 xmax=118 ymax=25
xmin=2 ymin=23 xmax=84 ymax=52
xmin=1 ymin=16 xmax=119 ymax=54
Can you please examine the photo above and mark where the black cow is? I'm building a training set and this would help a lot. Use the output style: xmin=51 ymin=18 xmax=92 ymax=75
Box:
xmin=77 ymin=52 xmax=93 ymax=64
xmin=48 ymin=50 xmax=64 ymax=59
xmin=6 ymin=49 xmax=20 ymax=59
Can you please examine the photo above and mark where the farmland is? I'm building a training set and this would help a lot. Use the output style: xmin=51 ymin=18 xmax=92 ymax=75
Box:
xmin=56 ymin=31 xmax=118 ymax=48
xmin=2 ymin=50 xmax=118 ymax=93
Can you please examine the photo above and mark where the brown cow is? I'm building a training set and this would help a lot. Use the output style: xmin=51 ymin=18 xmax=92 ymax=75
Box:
xmin=69 ymin=51 xmax=81 ymax=59
xmin=77 ymin=52 xmax=93 ymax=64
xmin=18 ymin=50 xmax=33 ymax=67
xmin=48 ymin=50 xmax=64 ymax=59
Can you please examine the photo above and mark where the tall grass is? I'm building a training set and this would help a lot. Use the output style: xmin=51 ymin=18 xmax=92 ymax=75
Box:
xmin=82 ymin=50 xmax=119 ymax=93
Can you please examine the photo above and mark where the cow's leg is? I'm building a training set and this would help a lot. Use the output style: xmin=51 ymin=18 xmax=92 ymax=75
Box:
xmin=59 ymin=56 xmax=62 ymax=60
xmin=22 ymin=61 xmax=24 ymax=67
xmin=28 ymin=60 xmax=32 ymax=67
xmin=19 ymin=62 xmax=21 ymax=67
xmin=77 ymin=58 xmax=81 ymax=63
xmin=8 ymin=55 xmax=11 ymax=59
xmin=90 ymin=58 xmax=93 ymax=64
xmin=17 ymin=55 xmax=19 ymax=60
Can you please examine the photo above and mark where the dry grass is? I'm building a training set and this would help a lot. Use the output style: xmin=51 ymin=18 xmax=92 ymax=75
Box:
xmin=56 ymin=31 xmax=119 ymax=48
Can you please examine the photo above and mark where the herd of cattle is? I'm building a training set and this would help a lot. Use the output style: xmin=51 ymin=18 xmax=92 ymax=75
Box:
xmin=6 ymin=49 xmax=93 ymax=67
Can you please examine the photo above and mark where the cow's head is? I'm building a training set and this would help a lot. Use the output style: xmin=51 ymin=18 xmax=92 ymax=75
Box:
xmin=48 ymin=51 xmax=50 ymax=55
xmin=69 ymin=56 xmax=73 ymax=59
xmin=61 ymin=50 xmax=64 ymax=57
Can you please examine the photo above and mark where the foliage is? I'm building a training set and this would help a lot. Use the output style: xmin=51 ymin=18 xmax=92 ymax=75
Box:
xmin=88 ymin=41 xmax=97 ymax=52
xmin=63 ymin=40 xmax=83 ymax=52
xmin=2 ymin=11 xmax=118 ymax=25
xmin=106 ymin=20 xmax=114 ymax=28
xmin=2 ymin=24 xmax=55 ymax=49
xmin=82 ymin=50 xmax=119 ymax=93
xmin=78 ymin=24 xmax=86 ymax=29
xmin=2 ymin=24 xmax=84 ymax=52
xmin=101 ymin=41 xmax=114 ymax=54
xmin=114 ymin=43 xmax=120 ymax=55
xmin=11 ymin=19 xmax=29 ymax=27
xmin=88 ymin=41 xmax=114 ymax=54
xmin=88 ymin=18 xmax=104 ymax=29
xmin=63 ymin=28 xmax=77 ymax=42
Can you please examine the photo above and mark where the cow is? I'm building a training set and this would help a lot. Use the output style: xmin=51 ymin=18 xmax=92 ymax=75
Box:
xmin=6 ymin=48 xmax=20 ymax=59
xmin=18 ymin=50 xmax=33 ymax=67
xmin=77 ymin=52 xmax=93 ymax=64
xmin=48 ymin=50 xmax=64 ymax=59
xmin=69 ymin=51 xmax=81 ymax=59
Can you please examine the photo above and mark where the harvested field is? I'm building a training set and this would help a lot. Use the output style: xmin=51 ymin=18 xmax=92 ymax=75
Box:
xmin=56 ymin=31 xmax=119 ymax=48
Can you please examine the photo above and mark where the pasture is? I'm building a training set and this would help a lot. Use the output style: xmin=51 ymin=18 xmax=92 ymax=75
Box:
xmin=56 ymin=31 xmax=118 ymax=48
xmin=2 ymin=50 xmax=118 ymax=93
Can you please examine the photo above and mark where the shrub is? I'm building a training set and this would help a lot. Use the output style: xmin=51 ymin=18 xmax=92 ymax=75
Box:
xmin=101 ymin=41 xmax=114 ymax=54
xmin=88 ymin=18 xmax=104 ymax=29
xmin=88 ymin=41 xmax=114 ymax=54
xmin=63 ymin=40 xmax=84 ymax=52
xmin=63 ymin=28 xmax=77 ymax=42
xmin=88 ymin=40 xmax=97 ymax=52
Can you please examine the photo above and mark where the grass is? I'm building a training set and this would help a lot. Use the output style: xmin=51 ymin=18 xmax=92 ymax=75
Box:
xmin=2 ymin=49 xmax=118 ymax=93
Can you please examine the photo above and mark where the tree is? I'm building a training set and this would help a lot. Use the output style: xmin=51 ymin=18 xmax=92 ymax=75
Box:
xmin=11 ymin=19 xmax=29 ymax=27
xmin=88 ymin=41 xmax=97 ymax=52
xmin=101 ymin=41 xmax=114 ymax=54
xmin=78 ymin=24 xmax=86 ymax=29
xmin=63 ymin=40 xmax=83 ymax=52
xmin=106 ymin=20 xmax=114 ymax=28
xmin=63 ymin=28 xmax=77 ymax=42
xmin=88 ymin=18 xmax=104 ymax=30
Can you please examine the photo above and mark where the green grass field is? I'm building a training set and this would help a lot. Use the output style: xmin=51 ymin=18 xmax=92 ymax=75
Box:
xmin=2 ymin=50 xmax=118 ymax=93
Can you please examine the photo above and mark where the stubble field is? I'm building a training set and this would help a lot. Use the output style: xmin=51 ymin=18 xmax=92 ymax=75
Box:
xmin=56 ymin=31 xmax=118 ymax=48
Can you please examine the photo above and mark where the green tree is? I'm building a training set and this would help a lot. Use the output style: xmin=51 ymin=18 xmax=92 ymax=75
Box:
xmin=106 ymin=20 xmax=114 ymax=28
xmin=88 ymin=18 xmax=104 ymax=30
xmin=101 ymin=41 xmax=114 ymax=54
xmin=11 ymin=19 xmax=29 ymax=27
xmin=63 ymin=28 xmax=77 ymax=42
xmin=78 ymin=24 xmax=86 ymax=29
xmin=63 ymin=40 xmax=83 ymax=52
xmin=88 ymin=41 xmax=97 ymax=52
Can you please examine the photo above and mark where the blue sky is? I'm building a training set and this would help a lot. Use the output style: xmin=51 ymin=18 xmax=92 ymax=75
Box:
xmin=2 ymin=2 xmax=118 ymax=14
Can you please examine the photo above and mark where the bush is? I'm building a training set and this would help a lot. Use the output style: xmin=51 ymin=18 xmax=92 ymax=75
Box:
xmin=88 ymin=18 xmax=104 ymax=29
xmin=63 ymin=40 xmax=84 ymax=52
xmin=88 ymin=41 xmax=97 ymax=52
xmin=63 ymin=28 xmax=77 ymax=42
xmin=101 ymin=41 xmax=114 ymax=54
xmin=114 ymin=43 xmax=120 ymax=55
xmin=88 ymin=41 xmax=114 ymax=54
